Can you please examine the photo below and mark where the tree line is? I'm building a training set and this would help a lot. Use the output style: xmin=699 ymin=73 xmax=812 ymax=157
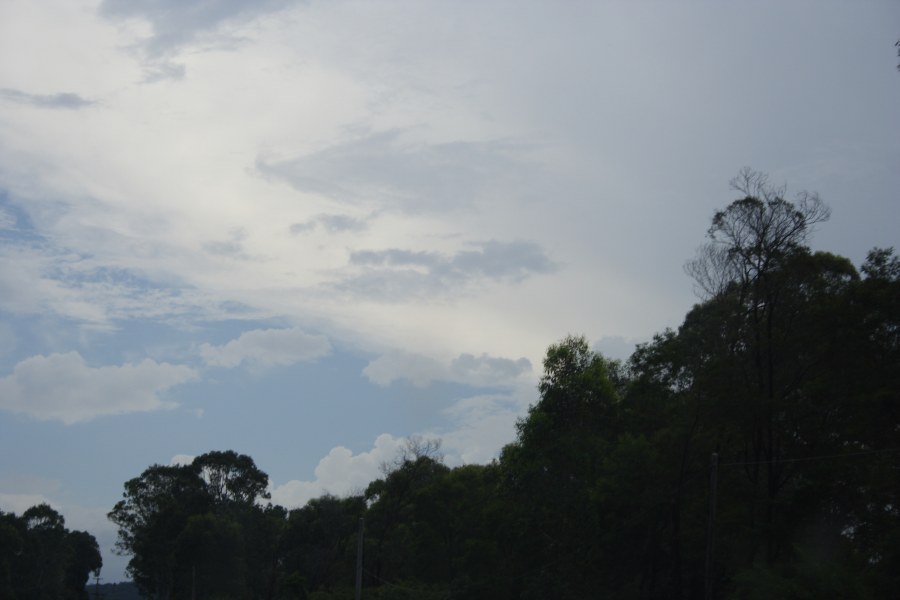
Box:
xmin=0 ymin=503 xmax=102 ymax=599
xmin=15 ymin=169 xmax=898 ymax=599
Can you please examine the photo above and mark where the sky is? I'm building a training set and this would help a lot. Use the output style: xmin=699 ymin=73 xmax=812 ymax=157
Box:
xmin=0 ymin=0 xmax=898 ymax=583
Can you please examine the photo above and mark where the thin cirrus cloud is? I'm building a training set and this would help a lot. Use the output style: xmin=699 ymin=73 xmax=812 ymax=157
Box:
xmin=364 ymin=350 xmax=532 ymax=389
xmin=0 ymin=352 xmax=197 ymax=425
xmin=289 ymin=213 xmax=369 ymax=235
xmin=98 ymin=0 xmax=298 ymax=57
xmin=257 ymin=130 xmax=538 ymax=214
xmin=203 ymin=228 xmax=257 ymax=261
xmin=200 ymin=327 xmax=331 ymax=369
xmin=0 ymin=89 xmax=94 ymax=110
xmin=335 ymin=240 xmax=558 ymax=301
xmin=97 ymin=0 xmax=299 ymax=81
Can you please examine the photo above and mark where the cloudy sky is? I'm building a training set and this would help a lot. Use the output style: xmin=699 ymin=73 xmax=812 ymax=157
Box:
xmin=0 ymin=0 xmax=898 ymax=582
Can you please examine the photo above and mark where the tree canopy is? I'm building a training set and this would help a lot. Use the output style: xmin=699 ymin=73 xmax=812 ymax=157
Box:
xmin=0 ymin=504 xmax=101 ymax=600
xmin=100 ymin=170 xmax=899 ymax=598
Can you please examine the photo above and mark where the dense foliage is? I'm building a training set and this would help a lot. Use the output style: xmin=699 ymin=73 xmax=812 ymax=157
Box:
xmin=0 ymin=503 xmax=102 ymax=599
xmin=106 ymin=172 xmax=898 ymax=598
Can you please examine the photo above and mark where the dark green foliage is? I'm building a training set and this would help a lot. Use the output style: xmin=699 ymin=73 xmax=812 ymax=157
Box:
xmin=0 ymin=504 xmax=101 ymax=600
xmin=280 ymin=494 xmax=364 ymax=596
xmin=108 ymin=451 xmax=276 ymax=599
xmin=105 ymin=173 xmax=900 ymax=599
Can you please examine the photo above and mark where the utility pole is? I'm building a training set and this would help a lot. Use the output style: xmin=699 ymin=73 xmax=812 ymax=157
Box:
xmin=355 ymin=517 xmax=365 ymax=600
xmin=92 ymin=573 xmax=103 ymax=600
xmin=704 ymin=452 xmax=719 ymax=600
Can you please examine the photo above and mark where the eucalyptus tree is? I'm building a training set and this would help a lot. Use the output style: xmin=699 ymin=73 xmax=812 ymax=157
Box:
xmin=0 ymin=505 xmax=101 ymax=600
xmin=108 ymin=451 xmax=274 ymax=599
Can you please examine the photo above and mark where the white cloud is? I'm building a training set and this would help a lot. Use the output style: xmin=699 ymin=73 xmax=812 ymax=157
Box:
xmin=363 ymin=352 xmax=445 ymax=388
xmin=363 ymin=350 xmax=531 ymax=388
xmin=270 ymin=433 xmax=404 ymax=508
xmin=170 ymin=454 xmax=195 ymax=466
xmin=0 ymin=352 xmax=197 ymax=424
xmin=436 ymin=384 xmax=537 ymax=465
xmin=200 ymin=327 xmax=331 ymax=369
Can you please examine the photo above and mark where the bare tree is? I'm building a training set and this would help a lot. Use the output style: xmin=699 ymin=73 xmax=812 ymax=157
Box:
xmin=686 ymin=167 xmax=830 ymax=298
xmin=380 ymin=436 xmax=443 ymax=475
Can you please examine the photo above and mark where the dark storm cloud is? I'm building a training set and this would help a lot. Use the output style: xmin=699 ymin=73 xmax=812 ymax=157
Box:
xmin=0 ymin=89 xmax=94 ymax=110
xmin=338 ymin=240 xmax=557 ymax=301
xmin=257 ymin=130 xmax=536 ymax=214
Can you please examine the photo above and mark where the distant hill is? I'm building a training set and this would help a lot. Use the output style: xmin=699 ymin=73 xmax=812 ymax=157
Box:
xmin=88 ymin=581 xmax=141 ymax=600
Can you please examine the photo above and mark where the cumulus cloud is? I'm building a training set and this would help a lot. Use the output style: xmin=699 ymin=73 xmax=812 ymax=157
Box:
xmin=0 ymin=352 xmax=197 ymax=424
xmin=0 ymin=89 xmax=94 ymax=110
xmin=270 ymin=433 xmax=404 ymax=508
xmin=364 ymin=350 xmax=531 ymax=388
xmin=200 ymin=327 xmax=331 ymax=369
xmin=363 ymin=352 xmax=445 ymax=388
xmin=437 ymin=393 xmax=530 ymax=464
xmin=170 ymin=454 xmax=195 ymax=466
xmin=337 ymin=240 xmax=557 ymax=301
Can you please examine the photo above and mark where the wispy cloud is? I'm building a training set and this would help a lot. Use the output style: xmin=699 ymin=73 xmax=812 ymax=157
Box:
xmin=99 ymin=0 xmax=298 ymax=57
xmin=257 ymin=131 xmax=539 ymax=214
xmin=200 ymin=327 xmax=331 ymax=369
xmin=289 ymin=213 xmax=369 ymax=235
xmin=0 ymin=89 xmax=94 ymax=110
xmin=336 ymin=240 xmax=557 ymax=301
xmin=203 ymin=228 xmax=258 ymax=261
xmin=364 ymin=350 xmax=531 ymax=389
